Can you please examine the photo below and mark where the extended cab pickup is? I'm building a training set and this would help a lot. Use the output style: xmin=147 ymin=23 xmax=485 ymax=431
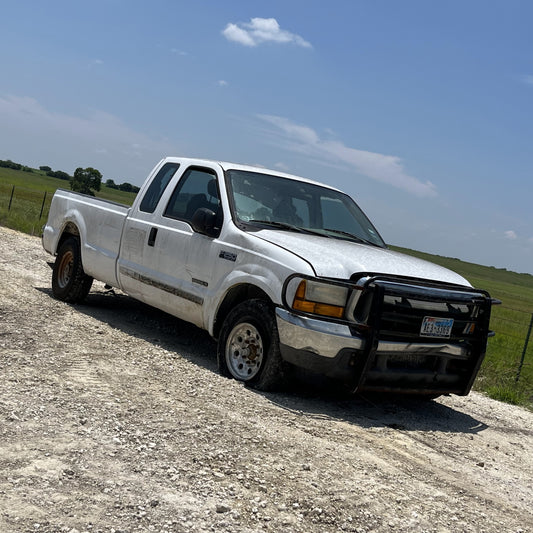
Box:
xmin=43 ymin=157 xmax=495 ymax=396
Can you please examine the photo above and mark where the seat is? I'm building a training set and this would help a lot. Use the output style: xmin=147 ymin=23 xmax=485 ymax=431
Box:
xmin=185 ymin=194 xmax=208 ymax=220
xmin=273 ymin=198 xmax=303 ymax=226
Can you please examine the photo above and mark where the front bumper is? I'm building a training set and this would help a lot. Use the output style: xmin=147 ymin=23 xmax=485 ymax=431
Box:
xmin=275 ymin=308 xmax=364 ymax=382
xmin=275 ymin=308 xmax=364 ymax=358
xmin=275 ymin=305 xmax=488 ymax=395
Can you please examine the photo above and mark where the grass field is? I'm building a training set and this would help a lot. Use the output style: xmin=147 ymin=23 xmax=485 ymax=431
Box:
xmin=0 ymin=167 xmax=137 ymax=234
xmin=389 ymin=250 xmax=533 ymax=406
xmin=1 ymin=166 xmax=532 ymax=408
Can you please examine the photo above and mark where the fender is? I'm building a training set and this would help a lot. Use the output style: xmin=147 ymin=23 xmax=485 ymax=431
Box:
xmin=204 ymin=259 xmax=314 ymax=336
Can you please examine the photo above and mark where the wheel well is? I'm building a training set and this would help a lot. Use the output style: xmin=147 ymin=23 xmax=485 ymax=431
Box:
xmin=56 ymin=223 xmax=80 ymax=253
xmin=213 ymin=284 xmax=273 ymax=339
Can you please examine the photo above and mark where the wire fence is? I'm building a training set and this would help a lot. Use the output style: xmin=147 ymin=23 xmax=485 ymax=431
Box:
xmin=0 ymin=184 xmax=54 ymax=234
xmin=486 ymin=304 xmax=533 ymax=388
xmin=4 ymin=185 xmax=49 ymax=217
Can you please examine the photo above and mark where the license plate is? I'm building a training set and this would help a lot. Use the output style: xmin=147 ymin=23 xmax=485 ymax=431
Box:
xmin=420 ymin=316 xmax=454 ymax=338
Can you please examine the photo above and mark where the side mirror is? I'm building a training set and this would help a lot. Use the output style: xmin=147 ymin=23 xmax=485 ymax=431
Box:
xmin=190 ymin=207 xmax=218 ymax=237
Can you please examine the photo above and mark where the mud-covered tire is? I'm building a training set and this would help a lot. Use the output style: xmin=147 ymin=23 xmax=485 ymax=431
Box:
xmin=217 ymin=299 xmax=286 ymax=391
xmin=52 ymin=237 xmax=93 ymax=303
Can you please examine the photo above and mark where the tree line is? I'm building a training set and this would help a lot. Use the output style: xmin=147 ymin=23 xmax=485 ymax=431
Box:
xmin=0 ymin=159 xmax=35 ymax=173
xmin=0 ymin=159 xmax=140 ymax=196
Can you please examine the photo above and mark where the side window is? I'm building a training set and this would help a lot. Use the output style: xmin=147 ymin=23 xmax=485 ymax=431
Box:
xmin=164 ymin=167 xmax=220 ymax=223
xmin=139 ymin=162 xmax=180 ymax=213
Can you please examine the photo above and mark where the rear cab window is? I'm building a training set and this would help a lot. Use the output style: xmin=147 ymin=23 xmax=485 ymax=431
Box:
xmin=139 ymin=162 xmax=181 ymax=213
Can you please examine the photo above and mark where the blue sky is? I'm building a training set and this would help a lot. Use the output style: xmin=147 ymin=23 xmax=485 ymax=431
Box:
xmin=1 ymin=1 xmax=532 ymax=274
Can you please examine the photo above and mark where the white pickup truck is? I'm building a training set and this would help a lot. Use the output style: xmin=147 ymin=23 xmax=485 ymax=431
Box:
xmin=43 ymin=156 xmax=495 ymax=396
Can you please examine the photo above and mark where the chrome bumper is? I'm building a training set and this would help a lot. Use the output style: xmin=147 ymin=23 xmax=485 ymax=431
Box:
xmin=275 ymin=308 xmax=469 ymax=361
xmin=275 ymin=308 xmax=364 ymax=359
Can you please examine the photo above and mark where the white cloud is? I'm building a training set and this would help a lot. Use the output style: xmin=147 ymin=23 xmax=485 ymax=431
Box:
xmin=217 ymin=80 xmax=228 ymax=87
xmin=223 ymin=23 xmax=256 ymax=46
xmin=274 ymin=162 xmax=290 ymax=172
xmin=0 ymin=94 xmax=174 ymax=182
xmin=256 ymin=114 xmax=437 ymax=197
xmin=88 ymin=59 xmax=103 ymax=69
xmin=171 ymin=48 xmax=188 ymax=56
xmin=504 ymin=230 xmax=518 ymax=240
xmin=222 ymin=18 xmax=312 ymax=48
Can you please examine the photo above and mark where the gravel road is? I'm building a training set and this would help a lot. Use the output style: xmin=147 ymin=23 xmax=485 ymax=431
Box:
xmin=0 ymin=225 xmax=532 ymax=533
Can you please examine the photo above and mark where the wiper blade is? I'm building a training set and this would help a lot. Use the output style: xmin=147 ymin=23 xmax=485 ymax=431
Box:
xmin=248 ymin=219 xmax=301 ymax=231
xmin=249 ymin=220 xmax=321 ymax=235
xmin=324 ymin=228 xmax=380 ymax=247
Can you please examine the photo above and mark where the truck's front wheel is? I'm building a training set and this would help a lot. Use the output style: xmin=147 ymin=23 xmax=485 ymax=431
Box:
xmin=217 ymin=299 xmax=285 ymax=391
xmin=52 ymin=237 xmax=93 ymax=303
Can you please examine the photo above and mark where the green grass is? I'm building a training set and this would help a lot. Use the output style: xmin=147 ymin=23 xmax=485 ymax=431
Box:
xmin=1 ymin=167 xmax=532 ymax=408
xmin=0 ymin=167 xmax=56 ymax=189
xmin=0 ymin=166 xmax=137 ymax=234
xmin=485 ymin=384 xmax=528 ymax=405
xmin=392 ymin=246 xmax=533 ymax=408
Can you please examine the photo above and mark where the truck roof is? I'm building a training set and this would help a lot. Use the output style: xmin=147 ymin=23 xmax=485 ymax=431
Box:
xmin=162 ymin=156 xmax=342 ymax=192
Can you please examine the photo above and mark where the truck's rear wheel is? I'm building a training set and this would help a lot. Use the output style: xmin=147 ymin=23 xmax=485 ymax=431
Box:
xmin=217 ymin=299 xmax=285 ymax=391
xmin=52 ymin=237 xmax=93 ymax=303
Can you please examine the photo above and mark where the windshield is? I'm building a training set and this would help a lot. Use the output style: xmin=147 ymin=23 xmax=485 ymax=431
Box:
xmin=226 ymin=170 xmax=386 ymax=248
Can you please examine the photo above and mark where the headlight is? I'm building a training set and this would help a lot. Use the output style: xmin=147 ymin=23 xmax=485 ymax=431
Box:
xmin=290 ymin=278 xmax=349 ymax=319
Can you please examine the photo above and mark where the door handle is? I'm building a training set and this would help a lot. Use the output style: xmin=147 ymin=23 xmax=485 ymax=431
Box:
xmin=148 ymin=227 xmax=158 ymax=247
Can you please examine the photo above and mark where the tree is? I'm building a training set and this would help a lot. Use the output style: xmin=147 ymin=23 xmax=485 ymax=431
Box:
xmin=105 ymin=178 xmax=118 ymax=189
xmin=0 ymin=159 xmax=22 ymax=170
xmin=118 ymin=182 xmax=134 ymax=192
xmin=47 ymin=169 xmax=71 ymax=180
xmin=39 ymin=165 xmax=52 ymax=172
xmin=70 ymin=167 xmax=102 ymax=196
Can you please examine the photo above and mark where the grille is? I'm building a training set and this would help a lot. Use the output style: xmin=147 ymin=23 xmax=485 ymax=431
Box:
xmin=351 ymin=276 xmax=493 ymax=395
xmin=359 ymin=280 xmax=490 ymax=345
xmin=380 ymin=294 xmax=480 ymax=342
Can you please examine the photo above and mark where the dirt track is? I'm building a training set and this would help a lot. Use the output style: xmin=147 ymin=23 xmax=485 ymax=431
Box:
xmin=0 ymin=225 xmax=532 ymax=533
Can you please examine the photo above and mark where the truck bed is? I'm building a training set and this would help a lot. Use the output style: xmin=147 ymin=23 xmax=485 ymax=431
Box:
xmin=42 ymin=189 xmax=130 ymax=287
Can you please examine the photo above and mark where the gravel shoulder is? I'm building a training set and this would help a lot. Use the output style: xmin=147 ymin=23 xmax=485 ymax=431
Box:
xmin=0 ymin=225 xmax=532 ymax=533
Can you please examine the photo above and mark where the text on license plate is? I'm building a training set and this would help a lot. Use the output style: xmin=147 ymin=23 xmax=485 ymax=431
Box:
xmin=420 ymin=316 xmax=454 ymax=338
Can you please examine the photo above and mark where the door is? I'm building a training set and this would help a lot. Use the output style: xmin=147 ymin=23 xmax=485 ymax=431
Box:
xmin=118 ymin=163 xmax=223 ymax=328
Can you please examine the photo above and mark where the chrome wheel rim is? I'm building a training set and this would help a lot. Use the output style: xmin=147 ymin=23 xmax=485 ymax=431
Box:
xmin=225 ymin=322 xmax=264 ymax=381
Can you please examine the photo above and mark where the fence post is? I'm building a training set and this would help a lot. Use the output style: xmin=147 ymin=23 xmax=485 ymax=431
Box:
xmin=39 ymin=191 xmax=47 ymax=220
xmin=8 ymin=185 xmax=15 ymax=211
xmin=516 ymin=312 xmax=533 ymax=383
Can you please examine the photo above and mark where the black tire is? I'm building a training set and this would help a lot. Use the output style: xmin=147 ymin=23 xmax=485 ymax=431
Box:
xmin=217 ymin=299 xmax=286 ymax=391
xmin=52 ymin=237 xmax=93 ymax=303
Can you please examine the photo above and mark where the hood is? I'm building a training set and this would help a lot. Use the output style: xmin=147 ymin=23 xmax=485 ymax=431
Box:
xmin=255 ymin=229 xmax=470 ymax=287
